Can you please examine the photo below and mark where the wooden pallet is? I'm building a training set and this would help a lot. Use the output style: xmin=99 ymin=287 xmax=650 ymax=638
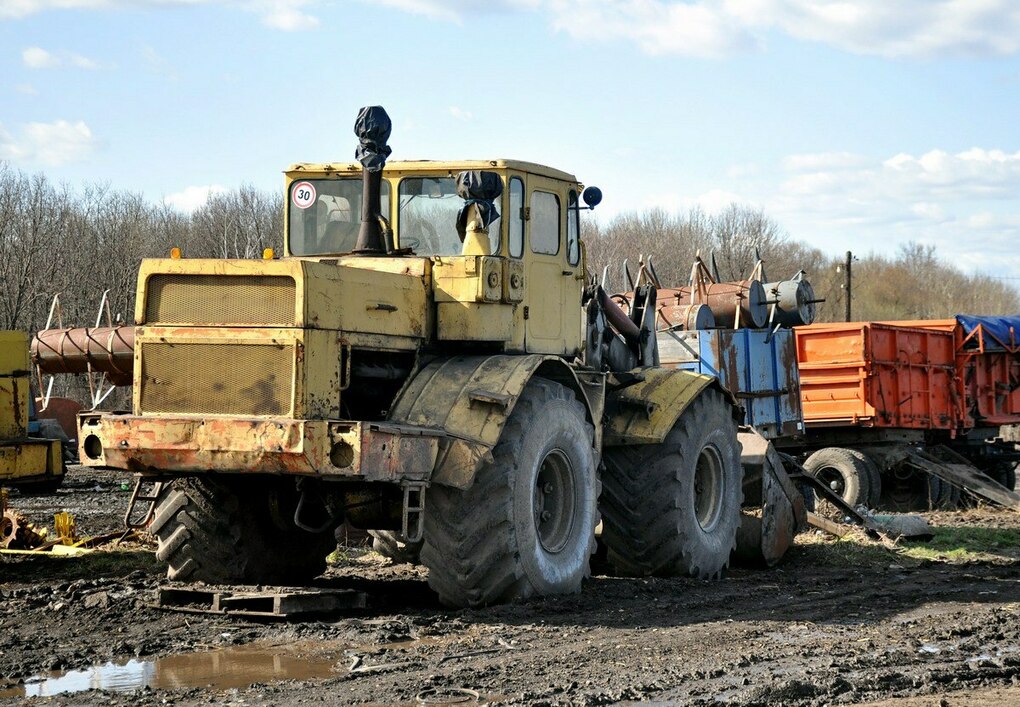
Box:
xmin=155 ymin=586 xmax=367 ymax=618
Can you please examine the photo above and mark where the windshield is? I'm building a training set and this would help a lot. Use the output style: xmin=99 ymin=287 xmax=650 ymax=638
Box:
xmin=288 ymin=178 xmax=391 ymax=256
xmin=398 ymin=177 xmax=500 ymax=256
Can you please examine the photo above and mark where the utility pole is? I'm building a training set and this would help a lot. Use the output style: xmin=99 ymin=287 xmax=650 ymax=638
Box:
xmin=844 ymin=250 xmax=852 ymax=322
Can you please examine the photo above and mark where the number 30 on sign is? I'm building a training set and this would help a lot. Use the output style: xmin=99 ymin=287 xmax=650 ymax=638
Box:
xmin=292 ymin=182 xmax=316 ymax=209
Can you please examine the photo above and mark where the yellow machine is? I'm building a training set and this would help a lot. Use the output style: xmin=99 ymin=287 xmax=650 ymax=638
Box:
xmin=0 ymin=331 xmax=64 ymax=491
xmin=76 ymin=107 xmax=755 ymax=607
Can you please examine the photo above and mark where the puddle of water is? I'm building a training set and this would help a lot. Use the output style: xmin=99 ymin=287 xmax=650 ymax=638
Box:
xmin=0 ymin=643 xmax=339 ymax=698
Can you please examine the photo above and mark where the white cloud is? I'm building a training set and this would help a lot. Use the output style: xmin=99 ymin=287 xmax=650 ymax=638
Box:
xmin=783 ymin=152 xmax=870 ymax=172
xmin=22 ymin=47 xmax=59 ymax=68
xmin=68 ymin=52 xmax=101 ymax=69
xmin=361 ymin=0 xmax=531 ymax=23
xmin=163 ymin=184 xmax=228 ymax=212
xmin=257 ymin=0 xmax=317 ymax=30
xmin=357 ymin=0 xmax=1020 ymax=59
xmin=447 ymin=106 xmax=473 ymax=121
xmin=733 ymin=146 xmax=1020 ymax=275
xmin=642 ymin=187 xmax=749 ymax=214
xmin=15 ymin=84 xmax=39 ymax=95
xmin=0 ymin=120 xmax=97 ymax=166
xmin=3 ymin=0 xmax=320 ymax=31
xmin=22 ymin=46 xmax=102 ymax=69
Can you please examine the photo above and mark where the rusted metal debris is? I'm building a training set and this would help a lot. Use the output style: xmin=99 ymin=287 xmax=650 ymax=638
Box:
xmin=154 ymin=586 xmax=368 ymax=619
xmin=1 ymin=507 xmax=48 ymax=550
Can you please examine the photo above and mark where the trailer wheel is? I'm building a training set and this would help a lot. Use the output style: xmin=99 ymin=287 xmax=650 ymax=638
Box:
xmin=881 ymin=468 xmax=944 ymax=511
xmin=856 ymin=451 xmax=883 ymax=508
xmin=936 ymin=479 xmax=961 ymax=509
xmin=420 ymin=378 xmax=598 ymax=607
xmin=151 ymin=476 xmax=338 ymax=584
xmin=989 ymin=462 xmax=1017 ymax=492
xmin=803 ymin=447 xmax=874 ymax=511
xmin=600 ymin=388 xmax=742 ymax=579
xmin=369 ymin=530 xmax=422 ymax=564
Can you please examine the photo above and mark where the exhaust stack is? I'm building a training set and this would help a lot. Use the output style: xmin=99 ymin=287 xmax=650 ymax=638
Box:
xmin=352 ymin=106 xmax=393 ymax=255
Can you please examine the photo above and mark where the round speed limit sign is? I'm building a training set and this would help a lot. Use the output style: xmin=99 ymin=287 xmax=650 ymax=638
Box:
xmin=292 ymin=181 xmax=316 ymax=209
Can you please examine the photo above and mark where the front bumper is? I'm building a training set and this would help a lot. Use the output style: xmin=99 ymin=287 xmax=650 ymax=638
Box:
xmin=77 ymin=413 xmax=450 ymax=482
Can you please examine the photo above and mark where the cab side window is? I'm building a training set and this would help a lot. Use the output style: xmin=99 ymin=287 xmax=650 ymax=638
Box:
xmin=509 ymin=177 xmax=525 ymax=258
xmin=530 ymin=191 xmax=560 ymax=255
xmin=567 ymin=189 xmax=580 ymax=265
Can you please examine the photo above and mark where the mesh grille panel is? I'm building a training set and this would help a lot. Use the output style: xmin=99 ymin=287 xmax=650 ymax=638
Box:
xmin=145 ymin=275 xmax=297 ymax=325
xmin=140 ymin=342 xmax=295 ymax=416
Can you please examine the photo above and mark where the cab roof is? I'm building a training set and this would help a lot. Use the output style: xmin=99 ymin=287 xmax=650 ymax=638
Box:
xmin=285 ymin=159 xmax=578 ymax=184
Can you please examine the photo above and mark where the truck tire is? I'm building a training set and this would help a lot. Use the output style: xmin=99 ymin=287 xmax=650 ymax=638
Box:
xmin=882 ymin=468 xmax=943 ymax=511
xmin=370 ymin=530 xmax=422 ymax=564
xmin=989 ymin=462 xmax=1017 ymax=492
xmin=935 ymin=478 xmax=961 ymax=509
xmin=151 ymin=476 xmax=337 ymax=585
xmin=600 ymin=388 xmax=742 ymax=579
xmin=420 ymin=378 xmax=598 ymax=608
xmin=803 ymin=447 xmax=874 ymax=511
xmin=854 ymin=451 xmax=883 ymax=508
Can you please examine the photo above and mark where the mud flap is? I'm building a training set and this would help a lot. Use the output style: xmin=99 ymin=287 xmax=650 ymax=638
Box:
xmin=732 ymin=429 xmax=807 ymax=568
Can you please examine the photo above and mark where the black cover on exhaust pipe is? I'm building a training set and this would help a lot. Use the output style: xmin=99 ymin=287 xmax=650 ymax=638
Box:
xmin=353 ymin=106 xmax=392 ymax=254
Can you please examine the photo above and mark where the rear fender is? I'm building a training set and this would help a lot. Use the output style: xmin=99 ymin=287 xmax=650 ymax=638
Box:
xmin=389 ymin=355 xmax=604 ymax=489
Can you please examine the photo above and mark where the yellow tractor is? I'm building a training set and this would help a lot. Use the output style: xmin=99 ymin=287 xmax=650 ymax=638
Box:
xmin=73 ymin=107 xmax=776 ymax=606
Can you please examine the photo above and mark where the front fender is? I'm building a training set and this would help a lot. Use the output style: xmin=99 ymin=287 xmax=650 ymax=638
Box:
xmin=603 ymin=368 xmax=740 ymax=446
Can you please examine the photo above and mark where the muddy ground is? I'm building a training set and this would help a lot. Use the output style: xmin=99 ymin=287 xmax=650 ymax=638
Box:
xmin=2 ymin=467 xmax=1020 ymax=706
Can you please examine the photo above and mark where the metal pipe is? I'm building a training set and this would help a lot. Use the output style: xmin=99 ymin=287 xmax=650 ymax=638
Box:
xmin=599 ymin=289 xmax=641 ymax=341
xmin=31 ymin=326 xmax=135 ymax=386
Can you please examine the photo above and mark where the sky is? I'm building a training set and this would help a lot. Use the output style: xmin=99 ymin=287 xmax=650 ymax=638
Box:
xmin=2 ymin=0 xmax=1020 ymax=279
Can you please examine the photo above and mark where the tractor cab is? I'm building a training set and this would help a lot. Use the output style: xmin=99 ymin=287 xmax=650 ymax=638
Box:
xmin=282 ymin=159 xmax=600 ymax=358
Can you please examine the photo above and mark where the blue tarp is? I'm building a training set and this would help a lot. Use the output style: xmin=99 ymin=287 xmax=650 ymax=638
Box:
xmin=956 ymin=314 xmax=1020 ymax=350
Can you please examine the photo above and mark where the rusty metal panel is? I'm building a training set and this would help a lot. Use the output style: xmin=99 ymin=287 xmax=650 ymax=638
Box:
xmin=0 ymin=331 xmax=30 ymax=376
xmin=78 ymin=413 xmax=449 ymax=482
xmin=796 ymin=322 xmax=957 ymax=430
xmin=0 ymin=377 xmax=29 ymax=441
xmin=145 ymin=274 xmax=297 ymax=326
xmin=139 ymin=341 xmax=295 ymax=417
xmin=966 ymin=350 xmax=1020 ymax=426
xmin=658 ymin=328 xmax=803 ymax=441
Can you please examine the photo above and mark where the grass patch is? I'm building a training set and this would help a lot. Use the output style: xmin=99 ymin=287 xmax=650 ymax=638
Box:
xmin=796 ymin=523 xmax=1020 ymax=568
xmin=899 ymin=526 xmax=1020 ymax=564
xmin=796 ymin=530 xmax=911 ymax=569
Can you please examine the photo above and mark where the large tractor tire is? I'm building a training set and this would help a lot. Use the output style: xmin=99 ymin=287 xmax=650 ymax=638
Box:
xmin=369 ymin=530 xmax=422 ymax=565
xmin=420 ymin=378 xmax=598 ymax=608
xmin=600 ymin=388 xmax=742 ymax=579
xmin=803 ymin=447 xmax=876 ymax=512
xmin=151 ymin=476 xmax=338 ymax=585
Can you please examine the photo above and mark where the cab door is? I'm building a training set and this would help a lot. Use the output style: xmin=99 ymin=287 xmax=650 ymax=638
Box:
xmin=524 ymin=175 xmax=583 ymax=356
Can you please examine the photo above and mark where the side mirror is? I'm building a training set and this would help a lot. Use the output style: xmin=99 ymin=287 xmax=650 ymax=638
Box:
xmin=582 ymin=186 xmax=602 ymax=209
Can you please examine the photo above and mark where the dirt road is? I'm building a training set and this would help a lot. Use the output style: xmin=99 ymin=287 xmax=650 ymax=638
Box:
xmin=2 ymin=468 xmax=1020 ymax=705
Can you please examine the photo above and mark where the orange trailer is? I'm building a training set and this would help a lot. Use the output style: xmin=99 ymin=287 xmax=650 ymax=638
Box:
xmin=793 ymin=318 xmax=1019 ymax=511
xmin=896 ymin=317 xmax=1020 ymax=430
xmin=795 ymin=322 xmax=958 ymax=432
